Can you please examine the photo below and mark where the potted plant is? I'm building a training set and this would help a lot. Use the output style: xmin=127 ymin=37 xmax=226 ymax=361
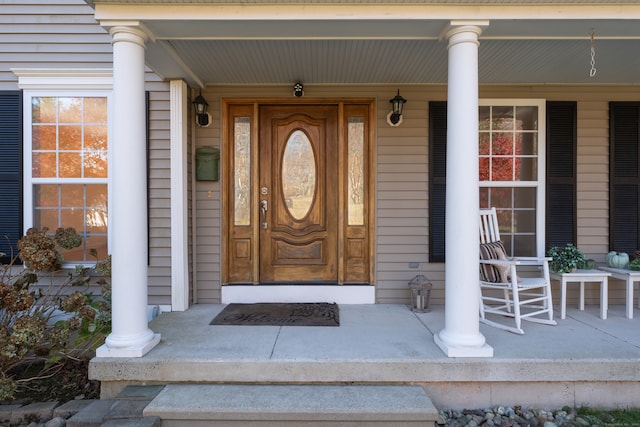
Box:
xmin=547 ymin=243 xmax=587 ymax=273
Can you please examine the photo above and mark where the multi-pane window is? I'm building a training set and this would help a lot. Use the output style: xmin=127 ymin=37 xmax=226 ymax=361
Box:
xmin=28 ymin=95 xmax=109 ymax=263
xmin=478 ymin=100 xmax=545 ymax=257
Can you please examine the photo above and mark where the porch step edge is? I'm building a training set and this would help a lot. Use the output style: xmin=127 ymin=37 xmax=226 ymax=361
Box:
xmin=143 ymin=384 xmax=437 ymax=425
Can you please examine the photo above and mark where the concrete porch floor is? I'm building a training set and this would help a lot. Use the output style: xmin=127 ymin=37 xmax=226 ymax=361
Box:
xmin=90 ymin=303 xmax=640 ymax=410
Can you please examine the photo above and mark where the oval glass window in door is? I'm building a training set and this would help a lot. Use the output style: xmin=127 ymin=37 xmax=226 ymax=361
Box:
xmin=282 ymin=130 xmax=316 ymax=220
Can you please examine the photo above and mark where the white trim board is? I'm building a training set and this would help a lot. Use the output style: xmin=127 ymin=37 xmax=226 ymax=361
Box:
xmin=221 ymin=285 xmax=375 ymax=304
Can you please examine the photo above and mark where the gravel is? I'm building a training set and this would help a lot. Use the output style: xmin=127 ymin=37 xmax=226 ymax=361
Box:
xmin=436 ymin=406 xmax=600 ymax=427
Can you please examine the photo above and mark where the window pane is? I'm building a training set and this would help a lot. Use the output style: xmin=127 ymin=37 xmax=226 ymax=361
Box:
xmin=85 ymin=235 xmax=108 ymax=260
xmin=32 ymin=97 xmax=56 ymax=123
xmin=84 ymin=151 xmax=108 ymax=178
xmin=514 ymin=209 xmax=536 ymax=233
xmin=516 ymin=132 xmax=537 ymax=156
xmin=479 ymin=157 xmax=490 ymax=181
xmin=479 ymin=132 xmax=490 ymax=155
xmin=348 ymin=117 xmax=365 ymax=225
xmin=491 ymin=157 xmax=513 ymax=181
xmin=492 ymin=106 xmax=514 ymax=130
xmin=515 ymin=157 xmax=537 ymax=181
xmin=492 ymin=133 xmax=513 ymax=155
xmin=514 ymin=186 xmax=536 ymax=208
xmin=59 ymin=152 xmax=82 ymax=178
xmin=516 ymin=106 xmax=538 ymax=130
xmin=86 ymin=125 xmax=108 ymax=150
xmin=479 ymin=106 xmax=491 ymax=130
xmin=34 ymin=209 xmax=59 ymax=231
xmin=58 ymin=98 xmax=82 ymax=123
xmin=32 ymin=152 xmax=57 ymax=178
xmin=59 ymin=125 xmax=82 ymax=150
xmin=61 ymin=184 xmax=84 ymax=207
xmin=85 ymin=98 xmax=108 ymax=123
xmin=61 ymin=208 xmax=85 ymax=232
xmin=34 ymin=184 xmax=59 ymax=207
xmin=282 ymin=130 xmax=316 ymax=220
xmin=33 ymin=125 xmax=57 ymax=150
xmin=234 ymin=117 xmax=251 ymax=226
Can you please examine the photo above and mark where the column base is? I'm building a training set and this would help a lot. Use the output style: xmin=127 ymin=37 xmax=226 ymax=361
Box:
xmin=434 ymin=333 xmax=493 ymax=358
xmin=96 ymin=333 xmax=161 ymax=358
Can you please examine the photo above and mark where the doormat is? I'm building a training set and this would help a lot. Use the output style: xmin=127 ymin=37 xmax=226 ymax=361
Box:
xmin=210 ymin=303 xmax=339 ymax=326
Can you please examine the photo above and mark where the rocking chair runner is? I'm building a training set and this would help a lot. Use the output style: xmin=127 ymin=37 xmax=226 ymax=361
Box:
xmin=478 ymin=208 xmax=557 ymax=334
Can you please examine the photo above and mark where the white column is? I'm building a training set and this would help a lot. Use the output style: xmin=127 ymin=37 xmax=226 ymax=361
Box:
xmin=97 ymin=25 xmax=160 ymax=358
xmin=434 ymin=22 xmax=493 ymax=358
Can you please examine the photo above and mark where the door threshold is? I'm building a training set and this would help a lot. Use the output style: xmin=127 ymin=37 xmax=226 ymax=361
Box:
xmin=221 ymin=284 xmax=375 ymax=304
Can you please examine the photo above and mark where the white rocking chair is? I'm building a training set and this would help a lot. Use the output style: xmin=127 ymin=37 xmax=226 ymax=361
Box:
xmin=479 ymin=208 xmax=557 ymax=334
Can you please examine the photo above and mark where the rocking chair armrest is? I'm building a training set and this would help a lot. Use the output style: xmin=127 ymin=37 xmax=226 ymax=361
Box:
xmin=514 ymin=256 xmax=551 ymax=266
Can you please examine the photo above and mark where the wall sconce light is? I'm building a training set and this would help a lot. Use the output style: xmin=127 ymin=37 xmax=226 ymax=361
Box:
xmin=293 ymin=82 xmax=304 ymax=97
xmin=387 ymin=89 xmax=407 ymax=126
xmin=193 ymin=91 xmax=211 ymax=127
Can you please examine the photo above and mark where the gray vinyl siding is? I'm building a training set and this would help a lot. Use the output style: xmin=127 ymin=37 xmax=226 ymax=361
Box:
xmin=0 ymin=0 xmax=113 ymax=90
xmin=147 ymin=76 xmax=172 ymax=306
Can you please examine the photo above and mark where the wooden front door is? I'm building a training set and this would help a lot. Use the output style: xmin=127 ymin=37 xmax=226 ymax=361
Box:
xmin=224 ymin=100 xmax=372 ymax=285
xmin=259 ymin=105 xmax=338 ymax=282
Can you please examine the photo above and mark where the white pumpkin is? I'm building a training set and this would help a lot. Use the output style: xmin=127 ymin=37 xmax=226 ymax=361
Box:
xmin=607 ymin=251 xmax=629 ymax=269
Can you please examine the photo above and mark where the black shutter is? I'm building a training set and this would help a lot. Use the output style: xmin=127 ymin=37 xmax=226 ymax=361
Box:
xmin=429 ymin=102 xmax=447 ymax=262
xmin=546 ymin=101 xmax=577 ymax=249
xmin=0 ymin=91 xmax=23 ymax=264
xmin=609 ymin=102 xmax=640 ymax=254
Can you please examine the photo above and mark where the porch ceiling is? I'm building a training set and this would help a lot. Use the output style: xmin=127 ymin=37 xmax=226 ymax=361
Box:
xmin=88 ymin=2 xmax=640 ymax=88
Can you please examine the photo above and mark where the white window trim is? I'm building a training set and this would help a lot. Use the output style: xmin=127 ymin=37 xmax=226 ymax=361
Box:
xmin=13 ymin=68 xmax=114 ymax=266
xmin=479 ymin=98 xmax=546 ymax=258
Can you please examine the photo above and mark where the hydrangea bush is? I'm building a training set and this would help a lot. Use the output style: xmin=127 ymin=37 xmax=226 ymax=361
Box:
xmin=0 ymin=228 xmax=111 ymax=401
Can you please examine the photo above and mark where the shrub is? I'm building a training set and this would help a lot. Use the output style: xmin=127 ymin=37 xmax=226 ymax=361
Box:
xmin=0 ymin=228 xmax=111 ymax=401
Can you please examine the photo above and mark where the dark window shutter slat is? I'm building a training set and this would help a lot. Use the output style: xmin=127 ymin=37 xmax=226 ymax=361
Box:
xmin=429 ymin=102 xmax=447 ymax=262
xmin=546 ymin=101 xmax=577 ymax=249
xmin=612 ymin=184 xmax=638 ymax=254
xmin=0 ymin=91 xmax=23 ymax=263
xmin=610 ymin=102 xmax=640 ymax=253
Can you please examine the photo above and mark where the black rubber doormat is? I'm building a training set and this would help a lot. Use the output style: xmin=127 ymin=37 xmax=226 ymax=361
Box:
xmin=210 ymin=303 xmax=340 ymax=326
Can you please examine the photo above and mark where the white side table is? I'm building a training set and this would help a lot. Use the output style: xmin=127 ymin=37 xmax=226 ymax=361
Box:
xmin=550 ymin=269 xmax=611 ymax=320
xmin=597 ymin=266 xmax=640 ymax=319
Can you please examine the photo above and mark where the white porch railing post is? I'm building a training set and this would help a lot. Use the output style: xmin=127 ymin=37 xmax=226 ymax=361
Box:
xmin=96 ymin=25 xmax=160 ymax=358
xmin=434 ymin=22 xmax=494 ymax=357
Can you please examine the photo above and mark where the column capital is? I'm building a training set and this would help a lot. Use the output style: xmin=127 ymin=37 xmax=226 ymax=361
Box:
xmin=106 ymin=23 xmax=151 ymax=47
xmin=443 ymin=21 xmax=489 ymax=47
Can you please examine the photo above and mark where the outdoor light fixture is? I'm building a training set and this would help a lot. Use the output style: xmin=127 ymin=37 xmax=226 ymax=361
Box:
xmin=387 ymin=89 xmax=407 ymax=126
xmin=193 ymin=91 xmax=210 ymax=127
xmin=293 ymin=82 xmax=304 ymax=97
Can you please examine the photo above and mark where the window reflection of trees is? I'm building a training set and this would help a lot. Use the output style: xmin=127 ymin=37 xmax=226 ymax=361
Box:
xmin=282 ymin=130 xmax=315 ymax=220
xmin=234 ymin=118 xmax=251 ymax=226
xmin=348 ymin=118 xmax=364 ymax=225
xmin=31 ymin=96 xmax=109 ymax=262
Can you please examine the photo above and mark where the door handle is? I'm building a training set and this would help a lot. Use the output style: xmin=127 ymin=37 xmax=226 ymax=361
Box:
xmin=260 ymin=200 xmax=268 ymax=229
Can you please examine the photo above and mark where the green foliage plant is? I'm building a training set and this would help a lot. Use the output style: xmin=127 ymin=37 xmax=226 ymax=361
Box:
xmin=547 ymin=243 xmax=586 ymax=274
xmin=0 ymin=228 xmax=111 ymax=401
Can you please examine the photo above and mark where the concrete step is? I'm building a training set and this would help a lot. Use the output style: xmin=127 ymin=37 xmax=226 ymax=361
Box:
xmin=143 ymin=384 xmax=438 ymax=426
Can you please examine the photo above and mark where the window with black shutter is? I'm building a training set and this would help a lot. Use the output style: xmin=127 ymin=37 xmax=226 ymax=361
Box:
xmin=609 ymin=102 xmax=640 ymax=254
xmin=429 ymin=100 xmax=575 ymax=262
xmin=0 ymin=91 xmax=23 ymax=264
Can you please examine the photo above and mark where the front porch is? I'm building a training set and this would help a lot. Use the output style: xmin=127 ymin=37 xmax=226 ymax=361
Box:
xmin=90 ymin=303 xmax=640 ymax=411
